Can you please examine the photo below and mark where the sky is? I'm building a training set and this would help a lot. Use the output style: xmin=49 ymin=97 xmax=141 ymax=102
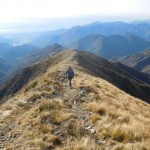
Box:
xmin=0 ymin=0 xmax=150 ymax=32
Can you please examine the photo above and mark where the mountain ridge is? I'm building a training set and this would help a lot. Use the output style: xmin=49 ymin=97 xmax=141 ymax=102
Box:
xmin=0 ymin=50 xmax=150 ymax=150
xmin=69 ymin=34 xmax=150 ymax=59
xmin=0 ymin=49 xmax=150 ymax=103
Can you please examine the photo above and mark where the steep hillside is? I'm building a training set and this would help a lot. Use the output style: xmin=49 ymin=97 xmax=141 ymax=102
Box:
xmin=0 ymin=50 xmax=150 ymax=103
xmin=16 ymin=44 xmax=64 ymax=68
xmin=69 ymin=34 xmax=150 ymax=59
xmin=0 ymin=50 xmax=149 ymax=150
xmin=112 ymin=48 xmax=150 ymax=74
xmin=32 ymin=29 xmax=66 ymax=47
xmin=0 ymin=44 xmax=39 ymax=83
xmin=0 ymin=44 xmax=63 ymax=84
xmin=0 ymin=57 xmax=11 ymax=82
xmin=8 ymin=44 xmax=64 ymax=76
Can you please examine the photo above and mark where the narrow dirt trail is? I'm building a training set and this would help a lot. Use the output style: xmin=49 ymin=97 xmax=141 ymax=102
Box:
xmin=53 ymin=72 xmax=110 ymax=149
xmin=0 ymin=71 xmax=111 ymax=150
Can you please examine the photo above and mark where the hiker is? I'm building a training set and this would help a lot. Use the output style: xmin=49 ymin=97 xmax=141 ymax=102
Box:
xmin=66 ymin=66 xmax=74 ymax=89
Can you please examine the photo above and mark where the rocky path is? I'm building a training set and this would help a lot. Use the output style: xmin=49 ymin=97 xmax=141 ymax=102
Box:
xmin=53 ymin=74 xmax=110 ymax=149
xmin=0 ymin=71 xmax=111 ymax=149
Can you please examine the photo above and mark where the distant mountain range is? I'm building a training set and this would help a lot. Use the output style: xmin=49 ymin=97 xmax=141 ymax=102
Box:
xmin=0 ymin=43 xmax=64 ymax=83
xmin=0 ymin=43 xmax=39 ymax=82
xmin=69 ymin=34 xmax=150 ymax=59
xmin=31 ymin=21 xmax=150 ymax=47
xmin=0 ymin=36 xmax=12 ymax=44
xmin=1 ymin=21 xmax=150 ymax=83
xmin=112 ymin=47 xmax=150 ymax=74
xmin=0 ymin=43 xmax=13 ymax=56
xmin=9 ymin=44 xmax=64 ymax=76
xmin=3 ymin=44 xmax=39 ymax=63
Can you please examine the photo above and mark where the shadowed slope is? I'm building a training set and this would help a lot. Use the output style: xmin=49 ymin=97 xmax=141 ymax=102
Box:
xmin=0 ymin=50 xmax=150 ymax=103
xmin=112 ymin=47 xmax=150 ymax=74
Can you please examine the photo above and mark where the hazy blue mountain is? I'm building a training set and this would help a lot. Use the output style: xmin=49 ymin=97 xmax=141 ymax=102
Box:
xmin=31 ymin=21 xmax=150 ymax=48
xmin=112 ymin=47 xmax=150 ymax=74
xmin=1 ymin=32 xmax=49 ymax=45
xmin=3 ymin=44 xmax=40 ymax=63
xmin=69 ymin=34 xmax=150 ymax=59
xmin=0 ymin=44 xmax=64 ymax=83
xmin=0 ymin=43 xmax=13 ymax=56
xmin=0 ymin=57 xmax=11 ymax=82
xmin=10 ymin=44 xmax=64 ymax=74
xmin=0 ymin=44 xmax=39 ymax=83
xmin=0 ymin=36 xmax=12 ymax=44
xmin=31 ymin=29 xmax=66 ymax=47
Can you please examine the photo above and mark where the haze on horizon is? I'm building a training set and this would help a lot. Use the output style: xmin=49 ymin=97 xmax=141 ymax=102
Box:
xmin=0 ymin=0 xmax=150 ymax=33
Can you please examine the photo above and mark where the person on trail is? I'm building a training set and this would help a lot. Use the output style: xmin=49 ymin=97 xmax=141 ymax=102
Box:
xmin=66 ymin=66 xmax=74 ymax=89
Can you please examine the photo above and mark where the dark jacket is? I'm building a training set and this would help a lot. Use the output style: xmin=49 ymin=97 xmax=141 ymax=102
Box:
xmin=66 ymin=68 xmax=74 ymax=80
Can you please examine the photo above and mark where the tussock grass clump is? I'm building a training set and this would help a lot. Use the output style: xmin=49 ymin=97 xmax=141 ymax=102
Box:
xmin=3 ymin=103 xmax=12 ymax=110
xmin=117 ymin=115 xmax=130 ymax=124
xmin=79 ymin=85 xmax=97 ymax=94
xmin=16 ymin=101 xmax=27 ymax=107
xmin=39 ymin=100 xmax=63 ymax=112
xmin=93 ymin=94 xmax=100 ymax=101
xmin=29 ymin=138 xmax=50 ymax=149
xmin=97 ymin=107 xmax=106 ymax=116
xmin=113 ymin=143 xmax=148 ymax=150
xmin=85 ymin=102 xmax=107 ymax=116
xmin=40 ymin=110 xmax=63 ymax=125
xmin=49 ymin=110 xmax=63 ymax=125
xmin=89 ymin=114 xmax=100 ymax=124
xmin=40 ymin=92 xmax=51 ymax=98
xmin=56 ymin=138 xmax=98 ymax=150
xmin=40 ymin=105 xmax=71 ymax=125
xmin=40 ymin=125 xmax=52 ymax=134
xmin=67 ymin=119 xmax=85 ymax=139
xmin=36 ymin=136 xmax=61 ymax=149
xmin=25 ymin=81 xmax=38 ymax=92
xmin=51 ymin=136 xmax=61 ymax=146
xmin=112 ymin=125 xmax=145 ymax=142
xmin=40 ymin=111 xmax=51 ymax=124
xmin=95 ymin=83 xmax=101 ymax=88
xmin=42 ymin=135 xmax=61 ymax=147
xmin=27 ymin=93 xmax=41 ymax=103
xmin=108 ymin=110 xmax=120 ymax=120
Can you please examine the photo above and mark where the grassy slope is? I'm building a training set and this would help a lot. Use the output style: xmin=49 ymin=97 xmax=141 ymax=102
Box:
xmin=0 ymin=52 xmax=150 ymax=150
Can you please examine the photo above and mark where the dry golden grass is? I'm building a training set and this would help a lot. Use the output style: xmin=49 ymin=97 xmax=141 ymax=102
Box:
xmin=0 ymin=62 xmax=150 ymax=150
xmin=39 ymin=100 xmax=64 ymax=112
xmin=85 ymin=102 xmax=107 ymax=117
xmin=56 ymin=138 xmax=100 ymax=150
xmin=67 ymin=119 xmax=85 ymax=139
